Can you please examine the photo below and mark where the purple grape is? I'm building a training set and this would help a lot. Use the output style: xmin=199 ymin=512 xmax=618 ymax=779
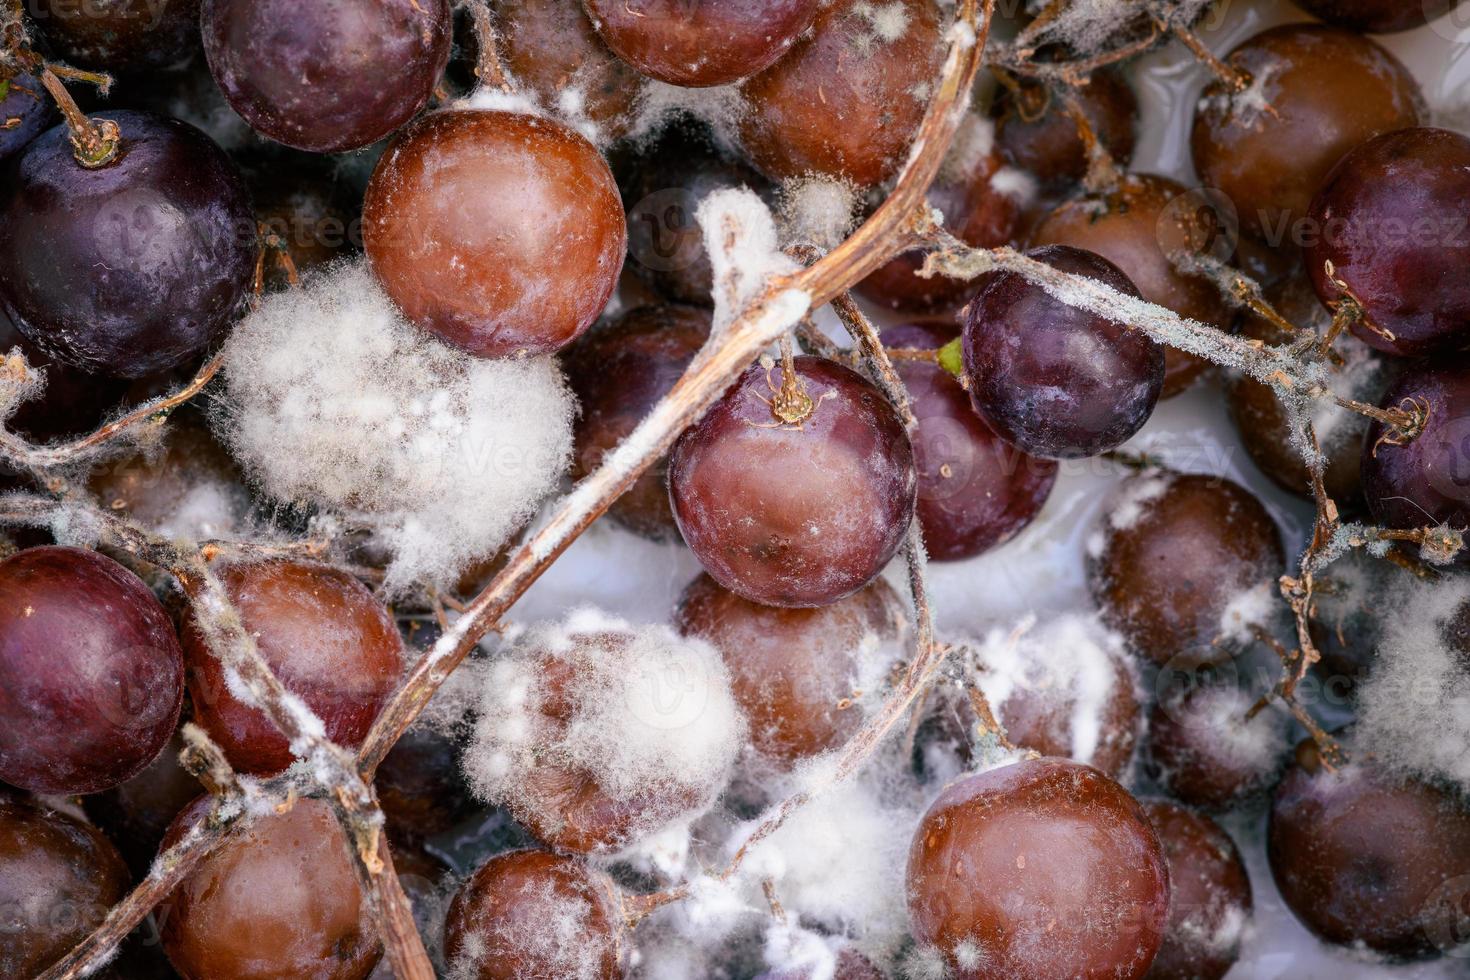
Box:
xmin=882 ymin=322 xmax=1057 ymax=561
xmin=669 ymin=356 xmax=916 ymax=607
xmin=0 ymin=547 xmax=184 ymax=795
xmin=201 ymin=0 xmax=452 ymax=152
xmin=962 ymin=245 xmax=1165 ymax=459
xmin=1361 ymin=357 xmax=1470 ymax=533
xmin=0 ymin=72 xmax=57 ymax=163
xmin=0 ymin=111 xmax=254 ymax=379
xmin=1307 ymin=128 xmax=1470 ymax=357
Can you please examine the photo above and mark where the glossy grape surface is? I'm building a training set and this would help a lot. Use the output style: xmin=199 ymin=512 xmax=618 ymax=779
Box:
xmin=566 ymin=305 xmax=711 ymax=540
xmin=906 ymin=758 xmax=1169 ymax=979
xmin=0 ymin=546 xmax=184 ymax=795
xmin=160 ymin=796 xmax=381 ymax=979
xmin=669 ymin=356 xmax=917 ymax=607
xmin=1192 ymin=24 xmax=1423 ymax=241
xmin=0 ymin=111 xmax=254 ymax=379
xmin=1306 ymin=127 xmax=1470 ymax=357
xmin=964 ymin=245 xmax=1164 ymax=459
xmin=1290 ymin=0 xmax=1461 ymax=32
xmin=364 ymin=109 xmax=626 ymax=358
xmin=584 ymin=0 xmax=821 ymax=87
xmin=201 ymin=0 xmax=451 ymax=152
xmin=182 ymin=560 xmax=403 ymax=774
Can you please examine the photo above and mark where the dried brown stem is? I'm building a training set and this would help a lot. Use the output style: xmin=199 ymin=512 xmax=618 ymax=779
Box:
xmin=37 ymin=67 xmax=119 ymax=167
xmin=0 ymin=350 xmax=224 ymax=471
xmin=461 ymin=0 xmax=513 ymax=93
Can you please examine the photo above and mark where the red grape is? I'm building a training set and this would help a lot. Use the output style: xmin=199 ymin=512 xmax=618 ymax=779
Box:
xmin=0 ymin=798 xmax=131 ymax=978
xmin=1192 ymin=24 xmax=1423 ymax=242
xmin=1269 ymin=739 xmax=1470 ymax=958
xmin=1141 ymin=799 xmax=1252 ymax=980
xmin=994 ymin=66 xmax=1137 ymax=193
xmin=159 ymin=795 xmax=382 ymax=978
xmin=964 ymin=245 xmax=1164 ymax=459
xmin=584 ymin=0 xmax=822 ymax=87
xmin=907 ymin=758 xmax=1169 ymax=979
xmin=493 ymin=0 xmax=641 ymax=140
xmin=1088 ymin=472 xmax=1284 ymax=666
xmin=182 ymin=560 xmax=404 ymax=775
xmin=0 ymin=111 xmax=255 ymax=379
xmin=1030 ymin=174 xmax=1226 ymax=397
xmin=739 ymin=0 xmax=944 ymax=187
xmin=1361 ymin=357 xmax=1470 ymax=534
xmin=0 ymin=546 xmax=184 ymax=795
xmin=363 ymin=109 xmax=626 ymax=358
xmin=675 ymin=573 xmax=905 ymax=766
xmin=669 ymin=355 xmax=917 ymax=607
xmin=1306 ymin=127 xmax=1470 ymax=357
xmin=201 ymin=0 xmax=452 ymax=152
xmin=882 ymin=322 xmax=1057 ymax=559
xmin=565 ymin=305 xmax=711 ymax=540
xmin=444 ymin=849 xmax=625 ymax=980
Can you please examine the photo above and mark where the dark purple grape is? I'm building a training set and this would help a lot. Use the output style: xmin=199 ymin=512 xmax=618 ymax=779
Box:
xmin=566 ymin=305 xmax=710 ymax=540
xmin=377 ymin=723 xmax=477 ymax=842
xmin=1289 ymin=0 xmax=1462 ymax=32
xmin=1269 ymin=740 xmax=1470 ymax=958
xmin=882 ymin=322 xmax=1057 ymax=560
xmin=669 ymin=355 xmax=916 ymax=607
xmin=201 ymin=0 xmax=452 ymax=152
xmin=1361 ymin=357 xmax=1470 ymax=533
xmin=1142 ymin=800 xmax=1252 ymax=980
xmin=0 ymin=71 xmax=57 ymax=162
xmin=0 ymin=111 xmax=254 ymax=379
xmin=1307 ymin=128 xmax=1470 ymax=357
xmin=0 ymin=546 xmax=184 ymax=795
xmin=0 ymin=798 xmax=131 ymax=978
xmin=621 ymin=122 xmax=772 ymax=307
xmin=29 ymin=0 xmax=202 ymax=74
xmin=584 ymin=0 xmax=822 ymax=87
xmin=962 ymin=245 xmax=1164 ymax=459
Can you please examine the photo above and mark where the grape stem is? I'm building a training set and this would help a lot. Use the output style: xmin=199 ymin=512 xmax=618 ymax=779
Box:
xmin=37 ymin=67 xmax=119 ymax=167
xmin=460 ymin=0 xmax=513 ymax=94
